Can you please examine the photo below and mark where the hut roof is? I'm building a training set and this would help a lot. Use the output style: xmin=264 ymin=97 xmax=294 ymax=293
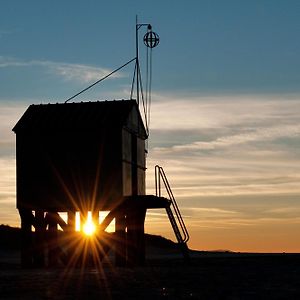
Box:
xmin=12 ymin=100 xmax=147 ymax=138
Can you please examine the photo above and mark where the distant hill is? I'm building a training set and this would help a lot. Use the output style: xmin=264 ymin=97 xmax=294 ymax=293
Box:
xmin=0 ymin=225 xmax=21 ymax=250
xmin=0 ymin=224 xmax=179 ymax=252
xmin=145 ymin=233 xmax=177 ymax=249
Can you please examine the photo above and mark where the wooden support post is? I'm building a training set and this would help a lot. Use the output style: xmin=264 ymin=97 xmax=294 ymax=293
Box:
xmin=115 ymin=210 xmax=126 ymax=267
xmin=126 ymin=205 xmax=147 ymax=266
xmin=126 ymin=205 xmax=140 ymax=266
xmin=34 ymin=210 xmax=45 ymax=267
xmin=47 ymin=212 xmax=58 ymax=267
xmin=92 ymin=211 xmax=99 ymax=227
xmin=66 ymin=211 xmax=76 ymax=266
xmin=135 ymin=207 xmax=146 ymax=266
xmin=67 ymin=211 xmax=76 ymax=232
xmin=19 ymin=208 xmax=33 ymax=268
xmin=76 ymin=211 xmax=86 ymax=267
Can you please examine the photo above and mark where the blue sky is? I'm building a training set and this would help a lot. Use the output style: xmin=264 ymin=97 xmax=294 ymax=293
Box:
xmin=1 ymin=0 xmax=300 ymax=251
xmin=2 ymin=0 xmax=300 ymax=98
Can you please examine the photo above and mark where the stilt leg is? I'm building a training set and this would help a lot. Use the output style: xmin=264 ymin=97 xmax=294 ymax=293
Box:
xmin=136 ymin=207 xmax=146 ymax=266
xmin=34 ymin=210 xmax=45 ymax=267
xmin=47 ymin=212 xmax=58 ymax=267
xmin=19 ymin=208 xmax=33 ymax=268
xmin=126 ymin=208 xmax=138 ymax=266
xmin=115 ymin=211 xmax=127 ymax=267
xmin=126 ymin=206 xmax=147 ymax=266
xmin=64 ymin=211 xmax=76 ymax=265
xmin=67 ymin=211 xmax=76 ymax=232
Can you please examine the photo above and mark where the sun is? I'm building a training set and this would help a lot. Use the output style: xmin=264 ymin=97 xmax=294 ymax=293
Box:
xmin=83 ymin=219 xmax=96 ymax=236
xmin=82 ymin=212 xmax=96 ymax=236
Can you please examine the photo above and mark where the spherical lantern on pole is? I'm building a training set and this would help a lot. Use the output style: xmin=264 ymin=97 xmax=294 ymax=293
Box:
xmin=143 ymin=30 xmax=160 ymax=48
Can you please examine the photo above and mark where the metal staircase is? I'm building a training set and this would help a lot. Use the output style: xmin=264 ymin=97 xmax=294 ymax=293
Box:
xmin=155 ymin=165 xmax=190 ymax=261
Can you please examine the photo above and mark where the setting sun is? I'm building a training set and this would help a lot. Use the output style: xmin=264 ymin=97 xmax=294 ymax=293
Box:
xmin=83 ymin=220 xmax=96 ymax=236
xmin=82 ymin=211 xmax=96 ymax=236
xmin=74 ymin=211 xmax=115 ymax=235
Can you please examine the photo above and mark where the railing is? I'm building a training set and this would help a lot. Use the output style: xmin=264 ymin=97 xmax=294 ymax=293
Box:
xmin=155 ymin=165 xmax=190 ymax=243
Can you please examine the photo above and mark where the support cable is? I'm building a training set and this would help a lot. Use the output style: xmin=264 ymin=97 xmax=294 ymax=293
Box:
xmin=145 ymin=44 xmax=149 ymax=124
xmin=137 ymin=63 xmax=148 ymax=134
xmin=147 ymin=47 xmax=153 ymax=132
xmin=65 ymin=57 xmax=136 ymax=103
xmin=130 ymin=61 xmax=137 ymax=100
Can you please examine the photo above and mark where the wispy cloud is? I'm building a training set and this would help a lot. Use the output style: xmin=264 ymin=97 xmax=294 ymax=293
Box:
xmin=157 ymin=124 xmax=300 ymax=152
xmin=267 ymin=207 xmax=300 ymax=217
xmin=40 ymin=61 xmax=123 ymax=82
xmin=183 ymin=207 xmax=238 ymax=218
xmin=149 ymin=94 xmax=300 ymax=130
xmin=0 ymin=29 xmax=15 ymax=39
xmin=185 ymin=207 xmax=237 ymax=214
xmin=146 ymin=94 xmax=300 ymax=198
xmin=146 ymin=203 xmax=300 ymax=235
xmin=179 ymin=202 xmax=300 ymax=230
xmin=0 ymin=56 xmax=123 ymax=82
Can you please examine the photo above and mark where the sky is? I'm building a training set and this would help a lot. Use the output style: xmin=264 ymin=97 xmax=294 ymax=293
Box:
xmin=1 ymin=0 xmax=300 ymax=252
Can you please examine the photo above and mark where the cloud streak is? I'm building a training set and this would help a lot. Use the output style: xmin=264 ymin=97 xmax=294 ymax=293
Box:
xmin=0 ymin=56 xmax=123 ymax=83
xmin=157 ymin=124 xmax=300 ymax=152
xmin=0 ymin=29 xmax=15 ymax=39
xmin=149 ymin=94 xmax=300 ymax=130
xmin=146 ymin=94 xmax=300 ymax=198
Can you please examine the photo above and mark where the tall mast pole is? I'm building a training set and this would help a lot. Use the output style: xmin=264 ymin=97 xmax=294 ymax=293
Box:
xmin=133 ymin=17 xmax=159 ymax=135
xmin=135 ymin=15 xmax=140 ymax=105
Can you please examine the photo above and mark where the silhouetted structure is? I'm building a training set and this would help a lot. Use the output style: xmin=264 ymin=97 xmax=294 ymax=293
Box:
xmin=13 ymin=100 xmax=189 ymax=268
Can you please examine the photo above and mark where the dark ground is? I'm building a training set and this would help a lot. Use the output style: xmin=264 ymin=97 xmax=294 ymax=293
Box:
xmin=0 ymin=226 xmax=299 ymax=299
xmin=1 ymin=252 xmax=300 ymax=299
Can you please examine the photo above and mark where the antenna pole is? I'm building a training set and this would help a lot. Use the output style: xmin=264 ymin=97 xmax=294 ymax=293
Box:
xmin=135 ymin=16 xmax=152 ymax=105
xmin=132 ymin=17 xmax=159 ymax=136
xmin=135 ymin=15 xmax=140 ymax=105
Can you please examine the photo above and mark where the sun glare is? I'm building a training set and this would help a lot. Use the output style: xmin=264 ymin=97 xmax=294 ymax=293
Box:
xmin=74 ymin=211 xmax=115 ymax=235
xmin=82 ymin=211 xmax=96 ymax=236
xmin=83 ymin=220 xmax=96 ymax=236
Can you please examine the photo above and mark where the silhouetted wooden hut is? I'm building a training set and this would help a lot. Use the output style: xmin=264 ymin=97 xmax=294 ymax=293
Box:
xmin=13 ymin=99 xmax=189 ymax=268
xmin=13 ymin=100 xmax=146 ymax=212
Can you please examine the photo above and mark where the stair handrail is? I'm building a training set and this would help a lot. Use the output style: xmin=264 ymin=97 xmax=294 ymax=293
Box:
xmin=160 ymin=167 xmax=189 ymax=243
xmin=155 ymin=165 xmax=190 ymax=243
